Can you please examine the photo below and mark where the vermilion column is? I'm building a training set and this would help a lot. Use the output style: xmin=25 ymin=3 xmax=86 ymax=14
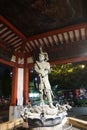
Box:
xmin=23 ymin=67 xmax=29 ymax=105
xmin=10 ymin=67 xmax=18 ymax=106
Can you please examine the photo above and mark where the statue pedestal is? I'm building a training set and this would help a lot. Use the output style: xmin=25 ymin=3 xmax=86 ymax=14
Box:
xmin=28 ymin=117 xmax=68 ymax=130
xmin=26 ymin=116 xmax=68 ymax=130
xmin=21 ymin=104 xmax=71 ymax=130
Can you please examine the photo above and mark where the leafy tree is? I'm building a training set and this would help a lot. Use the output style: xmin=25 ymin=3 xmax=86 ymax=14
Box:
xmin=49 ymin=62 xmax=87 ymax=92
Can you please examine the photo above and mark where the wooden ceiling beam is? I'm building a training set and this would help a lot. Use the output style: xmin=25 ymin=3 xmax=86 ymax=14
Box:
xmin=79 ymin=29 xmax=83 ymax=40
xmin=0 ymin=57 xmax=25 ymax=68
xmin=51 ymin=36 xmax=57 ymax=46
xmin=14 ymin=51 xmax=31 ymax=58
xmin=36 ymin=39 xmax=43 ymax=47
xmin=0 ymin=16 xmax=28 ymax=52
xmin=67 ymin=32 xmax=71 ymax=43
xmin=24 ymin=43 xmax=32 ymax=53
xmin=0 ymin=15 xmax=27 ymax=41
xmin=51 ymin=56 xmax=87 ymax=66
xmin=73 ymin=30 xmax=77 ymax=41
xmin=0 ymin=58 xmax=16 ymax=67
xmin=27 ymin=23 xmax=87 ymax=41
xmin=41 ymin=38 xmax=48 ymax=47
xmin=47 ymin=39 xmax=87 ymax=52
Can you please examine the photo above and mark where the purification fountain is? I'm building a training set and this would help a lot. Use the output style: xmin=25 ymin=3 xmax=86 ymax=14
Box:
xmin=21 ymin=48 xmax=72 ymax=130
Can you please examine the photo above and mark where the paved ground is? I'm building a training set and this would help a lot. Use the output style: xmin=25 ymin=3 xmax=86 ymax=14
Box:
xmin=67 ymin=107 xmax=87 ymax=121
xmin=67 ymin=107 xmax=87 ymax=130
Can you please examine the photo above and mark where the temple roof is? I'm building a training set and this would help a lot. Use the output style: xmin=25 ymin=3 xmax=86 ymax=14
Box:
xmin=0 ymin=0 xmax=87 ymax=63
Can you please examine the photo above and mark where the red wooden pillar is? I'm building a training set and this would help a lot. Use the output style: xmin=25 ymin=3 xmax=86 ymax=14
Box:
xmin=23 ymin=64 xmax=29 ymax=105
xmin=10 ymin=67 xmax=18 ymax=106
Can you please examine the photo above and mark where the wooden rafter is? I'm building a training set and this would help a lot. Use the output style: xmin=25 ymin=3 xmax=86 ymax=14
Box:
xmin=0 ymin=15 xmax=27 ymax=40
xmin=27 ymin=23 xmax=87 ymax=41
xmin=0 ymin=15 xmax=27 ymax=53
xmin=1 ymin=15 xmax=87 ymax=63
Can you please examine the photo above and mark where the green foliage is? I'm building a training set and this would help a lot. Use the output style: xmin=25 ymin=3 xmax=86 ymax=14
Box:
xmin=49 ymin=62 xmax=87 ymax=90
xmin=74 ymin=99 xmax=87 ymax=106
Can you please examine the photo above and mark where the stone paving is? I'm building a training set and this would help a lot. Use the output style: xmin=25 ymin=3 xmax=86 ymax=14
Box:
xmin=67 ymin=107 xmax=87 ymax=118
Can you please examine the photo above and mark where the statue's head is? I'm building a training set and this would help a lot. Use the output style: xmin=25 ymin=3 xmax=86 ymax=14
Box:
xmin=39 ymin=53 xmax=45 ymax=62
xmin=39 ymin=47 xmax=49 ymax=62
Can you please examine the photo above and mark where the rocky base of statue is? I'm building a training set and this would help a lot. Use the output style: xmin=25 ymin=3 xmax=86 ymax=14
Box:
xmin=21 ymin=103 xmax=71 ymax=127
